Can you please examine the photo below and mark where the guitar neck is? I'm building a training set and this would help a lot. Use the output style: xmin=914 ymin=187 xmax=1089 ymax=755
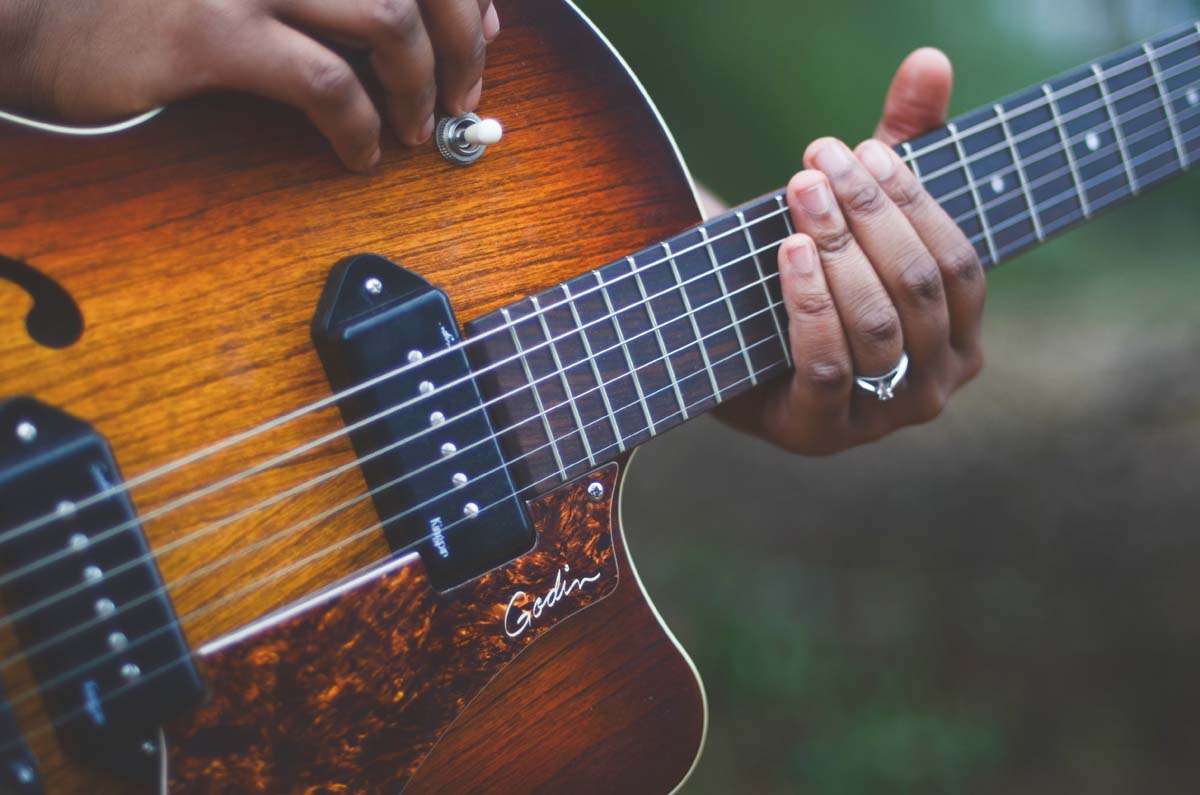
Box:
xmin=466 ymin=20 xmax=1200 ymax=493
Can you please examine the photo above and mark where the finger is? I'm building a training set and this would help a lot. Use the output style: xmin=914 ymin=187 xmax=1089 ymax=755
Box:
xmin=875 ymin=48 xmax=953 ymax=146
xmin=279 ymin=0 xmax=437 ymax=146
xmin=419 ymin=0 xmax=489 ymax=115
xmin=762 ymin=235 xmax=858 ymax=452
xmin=220 ymin=20 xmax=380 ymax=171
xmin=804 ymin=138 xmax=949 ymax=374
xmin=786 ymin=167 xmax=905 ymax=381
xmin=855 ymin=139 xmax=985 ymax=353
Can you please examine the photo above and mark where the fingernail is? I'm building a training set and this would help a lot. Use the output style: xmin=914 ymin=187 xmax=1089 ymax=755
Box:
xmin=785 ymin=238 xmax=817 ymax=277
xmin=464 ymin=78 xmax=483 ymax=112
xmin=812 ymin=141 xmax=852 ymax=175
xmin=483 ymin=4 xmax=501 ymax=41
xmin=859 ymin=140 xmax=896 ymax=181
xmin=364 ymin=146 xmax=381 ymax=171
xmin=798 ymin=181 xmax=832 ymax=216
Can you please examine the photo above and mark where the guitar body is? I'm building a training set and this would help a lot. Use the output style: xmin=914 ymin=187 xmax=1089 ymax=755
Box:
xmin=0 ymin=1 xmax=707 ymax=792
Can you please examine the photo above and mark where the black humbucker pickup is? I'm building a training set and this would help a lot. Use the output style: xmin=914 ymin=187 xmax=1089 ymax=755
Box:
xmin=0 ymin=397 xmax=204 ymax=782
xmin=312 ymin=254 xmax=534 ymax=592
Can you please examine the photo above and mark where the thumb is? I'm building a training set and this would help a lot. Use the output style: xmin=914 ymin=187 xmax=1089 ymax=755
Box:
xmin=875 ymin=48 xmax=954 ymax=146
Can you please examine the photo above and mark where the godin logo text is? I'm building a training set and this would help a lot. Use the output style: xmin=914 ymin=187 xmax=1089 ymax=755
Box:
xmin=503 ymin=564 xmax=602 ymax=638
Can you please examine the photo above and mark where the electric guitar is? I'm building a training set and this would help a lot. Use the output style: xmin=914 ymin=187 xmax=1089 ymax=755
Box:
xmin=0 ymin=2 xmax=1196 ymax=792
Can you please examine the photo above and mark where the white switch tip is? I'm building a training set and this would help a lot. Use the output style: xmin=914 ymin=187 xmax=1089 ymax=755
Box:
xmin=463 ymin=118 xmax=503 ymax=146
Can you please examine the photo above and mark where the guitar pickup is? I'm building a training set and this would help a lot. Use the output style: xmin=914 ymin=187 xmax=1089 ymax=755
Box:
xmin=0 ymin=677 xmax=42 ymax=794
xmin=312 ymin=254 xmax=534 ymax=591
xmin=0 ymin=397 xmax=204 ymax=782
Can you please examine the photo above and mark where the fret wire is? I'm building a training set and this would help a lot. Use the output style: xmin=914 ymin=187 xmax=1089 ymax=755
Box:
xmin=946 ymin=121 xmax=1000 ymax=264
xmin=1092 ymin=63 xmax=1140 ymax=194
xmin=738 ymin=204 xmax=787 ymax=368
xmin=604 ymin=344 xmax=792 ymax=460
xmin=630 ymin=257 xmax=689 ymax=420
xmin=700 ymin=226 xmax=757 ymax=386
xmin=1044 ymin=83 xmax=1092 ymax=218
xmin=530 ymin=296 xmax=595 ymax=468
xmin=995 ymin=103 xmax=1045 ymax=241
xmin=779 ymin=197 xmax=796 ymax=235
xmin=595 ymin=270 xmax=656 ymax=436
xmin=502 ymin=307 xmax=568 ymax=482
xmin=902 ymin=142 xmax=921 ymax=177
xmin=1143 ymin=42 xmax=1190 ymax=168
xmin=562 ymin=284 xmax=624 ymax=453
xmin=663 ymin=242 xmax=722 ymax=402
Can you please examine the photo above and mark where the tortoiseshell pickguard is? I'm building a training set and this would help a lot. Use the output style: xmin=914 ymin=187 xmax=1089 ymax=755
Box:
xmin=167 ymin=465 xmax=620 ymax=794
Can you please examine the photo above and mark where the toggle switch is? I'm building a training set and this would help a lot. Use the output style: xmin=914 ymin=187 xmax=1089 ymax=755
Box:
xmin=461 ymin=118 xmax=503 ymax=147
xmin=436 ymin=113 xmax=503 ymax=166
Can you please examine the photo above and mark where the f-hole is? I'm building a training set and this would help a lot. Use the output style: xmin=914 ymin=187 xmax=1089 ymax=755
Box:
xmin=0 ymin=255 xmax=84 ymax=349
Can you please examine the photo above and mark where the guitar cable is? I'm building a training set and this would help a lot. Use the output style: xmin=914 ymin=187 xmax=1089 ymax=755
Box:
xmin=0 ymin=106 xmax=164 ymax=136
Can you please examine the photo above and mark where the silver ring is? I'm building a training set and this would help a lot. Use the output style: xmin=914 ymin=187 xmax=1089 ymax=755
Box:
xmin=855 ymin=351 xmax=909 ymax=402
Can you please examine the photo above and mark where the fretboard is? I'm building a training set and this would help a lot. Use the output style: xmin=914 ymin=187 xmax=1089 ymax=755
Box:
xmin=466 ymin=20 xmax=1200 ymax=494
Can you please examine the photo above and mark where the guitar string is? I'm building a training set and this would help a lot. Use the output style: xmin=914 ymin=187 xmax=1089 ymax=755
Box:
xmin=3 ymin=38 xmax=1196 ymax=562
xmin=3 ymin=69 xmax=1196 ymax=655
xmin=0 ymin=237 xmax=799 ymax=670
xmin=2 ymin=324 xmax=794 ymax=736
xmin=4 ymin=51 xmax=1195 ymax=614
xmin=0 ymin=318 xmax=797 ymax=753
xmin=2 ymin=121 xmax=1195 ymax=731
xmin=4 ymin=84 xmax=1196 ymax=655
xmin=1 ymin=73 xmax=1196 ymax=667
xmin=6 ymin=121 xmax=1198 ymax=754
xmin=3 ymin=28 xmax=1197 ymax=548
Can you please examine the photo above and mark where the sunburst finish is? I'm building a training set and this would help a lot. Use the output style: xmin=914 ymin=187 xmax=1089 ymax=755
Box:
xmin=0 ymin=1 xmax=708 ymax=791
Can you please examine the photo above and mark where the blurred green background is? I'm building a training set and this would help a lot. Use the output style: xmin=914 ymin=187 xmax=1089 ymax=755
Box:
xmin=572 ymin=1 xmax=1200 ymax=793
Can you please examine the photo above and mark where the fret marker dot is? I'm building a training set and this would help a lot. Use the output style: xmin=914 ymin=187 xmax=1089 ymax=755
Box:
xmin=108 ymin=631 xmax=128 ymax=652
xmin=418 ymin=380 xmax=434 ymax=395
xmin=407 ymin=350 xmax=424 ymax=363
xmin=990 ymin=175 xmax=1005 ymax=194
xmin=463 ymin=502 xmax=480 ymax=519
xmin=440 ymin=442 xmax=457 ymax=457
xmin=1085 ymin=132 xmax=1101 ymax=152
xmin=452 ymin=472 xmax=468 ymax=488
xmin=121 ymin=662 xmax=141 ymax=681
xmin=430 ymin=411 xmax=446 ymax=427
xmin=56 ymin=500 xmax=76 ymax=517
xmin=69 ymin=533 xmax=89 ymax=551
xmin=95 ymin=598 xmax=115 ymax=618
xmin=1188 ymin=87 xmax=1199 ymax=107
xmin=83 ymin=565 xmax=103 ymax=583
